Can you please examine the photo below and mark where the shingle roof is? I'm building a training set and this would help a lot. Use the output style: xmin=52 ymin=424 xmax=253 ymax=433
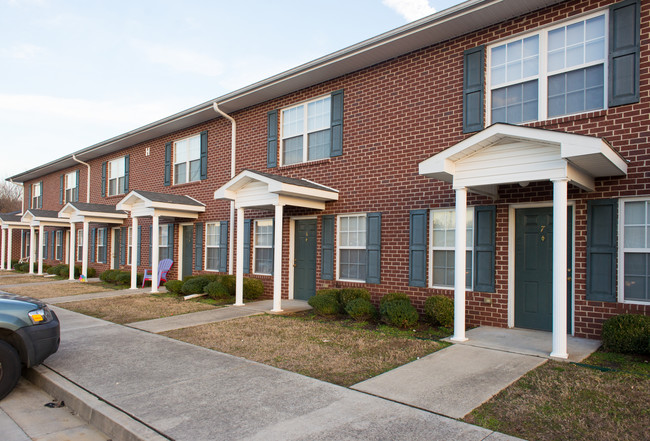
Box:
xmin=133 ymin=190 xmax=205 ymax=206
xmin=0 ymin=213 xmax=22 ymax=222
xmin=26 ymin=209 xmax=61 ymax=219
xmin=66 ymin=202 xmax=127 ymax=215
xmin=245 ymin=170 xmax=338 ymax=193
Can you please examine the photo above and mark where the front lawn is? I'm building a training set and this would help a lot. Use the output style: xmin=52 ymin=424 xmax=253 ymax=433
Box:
xmin=3 ymin=281 xmax=124 ymax=299
xmin=465 ymin=351 xmax=650 ymax=441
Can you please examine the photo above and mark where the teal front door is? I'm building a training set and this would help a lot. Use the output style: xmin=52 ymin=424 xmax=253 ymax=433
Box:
xmin=515 ymin=207 xmax=572 ymax=332
xmin=182 ymin=225 xmax=193 ymax=280
xmin=294 ymin=219 xmax=317 ymax=300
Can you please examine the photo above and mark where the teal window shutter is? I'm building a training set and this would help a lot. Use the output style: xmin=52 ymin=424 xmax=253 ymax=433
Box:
xmin=164 ymin=142 xmax=172 ymax=186
xmin=44 ymin=231 xmax=49 ymax=259
xmin=59 ymin=174 xmax=64 ymax=204
xmin=474 ymin=205 xmax=496 ymax=293
xmin=120 ymin=227 xmax=126 ymax=265
xmin=90 ymin=228 xmax=96 ymax=263
xmin=586 ymin=199 xmax=618 ymax=302
xmin=200 ymin=131 xmax=208 ymax=180
xmin=194 ymin=222 xmax=203 ymax=271
xmin=124 ymin=155 xmax=130 ymax=193
xmin=366 ymin=213 xmax=382 ymax=284
xmin=148 ymin=226 xmax=152 ymax=266
xmin=219 ymin=221 xmax=228 ymax=273
xmin=26 ymin=185 xmax=31 ymax=210
xmin=243 ymin=219 xmax=251 ymax=274
xmin=321 ymin=215 xmax=334 ymax=280
xmin=409 ymin=209 xmax=427 ymax=287
xmin=330 ymin=90 xmax=344 ymax=157
xmin=267 ymin=110 xmax=278 ymax=168
xmin=168 ymin=224 xmax=175 ymax=261
xmin=101 ymin=162 xmax=107 ymax=198
xmin=137 ymin=226 xmax=141 ymax=266
xmin=609 ymin=0 xmax=640 ymax=107
xmin=38 ymin=181 xmax=43 ymax=208
xmin=75 ymin=170 xmax=80 ymax=202
xmin=463 ymin=45 xmax=484 ymax=133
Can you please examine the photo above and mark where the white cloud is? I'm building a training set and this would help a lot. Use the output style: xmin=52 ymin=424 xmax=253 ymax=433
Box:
xmin=131 ymin=40 xmax=224 ymax=77
xmin=382 ymin=0 xmax=436 ymax=21
xmin=0 ymin=43 xmax=44 ymax=59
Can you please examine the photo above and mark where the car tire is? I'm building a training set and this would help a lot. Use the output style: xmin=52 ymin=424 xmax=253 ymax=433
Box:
xmin=0 ymin=340 xmax=21 ymax=400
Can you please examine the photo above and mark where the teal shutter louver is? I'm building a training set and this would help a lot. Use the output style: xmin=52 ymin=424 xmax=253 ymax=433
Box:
xmin=75 ymin=170 xmax=80 ymax=202
xmin=168 ymin=224 xmax=175 ymax=261
xmin=243 ymin=219 xmax=251 ymax=274
xmin=26 ymin=185 xmax=31 ymax=210
xmin=44 ymin=231 xmax=48 ymax=259
xmin=219 ymin=221 xmax=228 ymax=273
xmin=148 ymin=226 xmax=152 ymax=266
xmin=101 ymin=161 xmax=106 ymax=197
xmin=463 ymin=45 xmax=485 ymax=133
xmin=321 ymin=215 xmax=334 ymax=280
xmin=194 ymin=222 xmax=203 ymax=271
xmin=609 ymin=0 xmax=640 ymax=107
xmin=409 ymin=210 xmax=427 ymax=287
xmin=124 ymin=155 xmax=130 ymax=193
xmin=164 ymin=142 xmax=172 ymax=186
xmin=90 ymin=228 xmax=96 ymax=263
xmin=200 ymin=131 xmax=208 ymax=180
xmin=137 ymin=226 xmax=141 ymax=266
xmin=366 ymin=213 xmax=382 ymax=284
xmin=474 ymin=205 xmax=496 ymax=293
xmin=120 ymin=227 xmax=126 ymax=265
xmin=330 ymin=90 xmax=344 ymax=157
xmin=59 ymin=175 xmax=64 ymax=204
xmin=267 ymin=110 xmax=278 ymax=168
xmin=586 ymin=199 xmax=618 ymax=302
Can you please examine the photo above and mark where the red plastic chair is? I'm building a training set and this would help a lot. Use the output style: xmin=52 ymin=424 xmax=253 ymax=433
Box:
xmin=142 ymin=259 xmax=173 ymax=288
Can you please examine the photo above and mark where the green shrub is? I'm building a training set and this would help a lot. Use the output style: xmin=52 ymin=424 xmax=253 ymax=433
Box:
xmin=339 ymin=288 xmax=370 ymax=309
xmin=308 ymin=294 xmax=340 ymax=316
xmin=424 ymin=295 xmax=454 ymax=327
xmin=46 ymin=264 xmax=62 ymax=275
xmin=382 ymin=300 xmax=419 ymax=328
xmin=60 ymin=266 xmax=69 ymax=278
xmin=379 ymin=292 xmax=412 ymax=316
xmin=204 ymin=281 xmax=230 ymax=299
xmin=602 ymin=314 xmax=650 ymax=354
xmin=182 ymin=276 xmax=211 ymax=295
xmin=99 ymin=269 xmax=121 ymax=283
xmin=243 ymin=277 xmax=264 ymax=300
xmin=87 ymin=267 xmax=96 ymax=278
xmin=219 ymin=275 xmax=236 ymax=296
xmin=165 ymin=280 xmax=184 ymax=295
xmin=345 ymin=298 xmax=376 ymax=321
xmin=115 ymin=271 xmax=131 ymax=285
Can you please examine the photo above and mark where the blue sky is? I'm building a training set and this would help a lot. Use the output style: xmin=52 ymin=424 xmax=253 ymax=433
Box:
xmin=0 ymin=0 xmax=463 ymax=179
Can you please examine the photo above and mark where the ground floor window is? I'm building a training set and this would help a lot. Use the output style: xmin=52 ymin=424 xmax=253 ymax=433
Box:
xmin=159 ymin=225 xmax=171 ymax=260
xmin=56 ymin=230 xmax=63 ymax=261
xmin=338 ymin=214 xmax=367 ymax=282
xmin=254 ymin=219 xmax=273 ymax=275
xmin=76 ymin=229 xmax=83 ymax=261
xmin=205 ymin=222 xmax=221 ymax=271
xmin=97 ymin=228 xmax=106 ymax=263
xmin=430 ymin=208 xmax=473 ymax=289
xmin=621 ymin=199 xmax=650 ymax=303
xmin=22 ymin=231 xmax=30 ymax=259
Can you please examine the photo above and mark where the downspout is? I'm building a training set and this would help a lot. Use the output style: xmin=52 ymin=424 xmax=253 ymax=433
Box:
xmin=72 ymin=155 xmax=91 ymax=203
xmin=9 ymin=179 xmax=24 ymax=213
xmin=212 ymin=103 xmax=236 ymax=275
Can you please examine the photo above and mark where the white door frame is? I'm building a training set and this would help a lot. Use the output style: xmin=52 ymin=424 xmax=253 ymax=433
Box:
xmin=288 ymin=216 xmax=318 ymax=300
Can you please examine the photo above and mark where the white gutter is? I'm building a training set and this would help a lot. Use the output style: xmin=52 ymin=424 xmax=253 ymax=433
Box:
xmin=213 ymin=103 xmax=236 ymax=275
xmin=72 ymin=155 xmax=91 ymax=203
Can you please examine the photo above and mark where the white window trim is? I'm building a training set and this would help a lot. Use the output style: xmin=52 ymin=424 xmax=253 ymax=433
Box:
xmin=253 ymin=218 xmax=273 ymax=276
xmin=618 ymin=197 xmax=650 ymax=305
xmin=97 ymin=228 xmax=106 ymax=264
xmin=486 ymin=9 xmax=609 ymax=125
xmin=336 ymin=213 xmax=367 ymax=283
xmin=204 ymin=221 xmax=221 ymax=272
xmin=108 ymin=156 xmax=126 ymax=197
xmin=76 ymin=229 xmax=83 ymax=262
xmin=428 ymin=207 xmax=474 ymax=291
xmin=279 ymin=94 xmax=331 ymax=166
xmin=173 ymin=134 xmax=201 ymax=185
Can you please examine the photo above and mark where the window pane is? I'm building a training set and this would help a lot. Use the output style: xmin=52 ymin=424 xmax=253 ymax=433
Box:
xmin=307 ymin=97 xmax=331 ymax=131
xmin=255 ymin=248 xmax=273 ymax=274
xmin=547 ymin=66 xmax=603 ymax=118
xmin=283 ymin=136 xmax=303 ymax=165
xmin=207 ymin=223 xmax=219 ymax=246
xmin=340 ymin=249 xmax=366 ymax=281
xmin=175 ymin=140 xmax=187 ymax=164
xmin=624 ymin=253 xmax=649 ymax=301
xmin=308 ymin=129 xmax=330 ymax=161
xmin=108 ymin=179 xmax=117 ymax=196
xmin=282 ymin=105 xmax=304 ymax=138
xmin=188 ymin=136 xmax=200 ymax=160
xmin=206 ymin=248 xmax=220 ymax=271
xmin=625 ymin=201 xmax=646 ymax=224
xmin=586 ymin=15 xmax=605 ymax=40
xmin=491 ymin=81 xmax=538 ymax=124
xmin=625 ymin=226 xmax=645 ymax=248
xmin=189 ymin=159 xmax=201 ymax=182
xmin=174 ymin=163 xmax=186 ymax=185
xmin=118 ymin=177 xmax=125 ymax=194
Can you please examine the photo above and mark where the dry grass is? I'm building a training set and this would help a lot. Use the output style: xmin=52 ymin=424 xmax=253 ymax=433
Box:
xmin=0 ymin=275 xmax=50 ymax=285
xmin=2 ymin=281 xmax=119 ymax=299
xmin=465 ymin=357 xmax=650 ymax=441
xmin=61 ymin=294 xmax=219 ymax=324
xmin=163 ymin=314 xmax=445 ymax=387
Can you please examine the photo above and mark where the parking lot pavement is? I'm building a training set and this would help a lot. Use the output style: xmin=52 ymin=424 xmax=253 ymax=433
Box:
xmin=0 ymin=378 xmax=110 ymax=441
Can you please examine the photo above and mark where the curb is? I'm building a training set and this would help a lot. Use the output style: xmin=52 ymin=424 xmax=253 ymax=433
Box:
xmin=24 ymin=365 xmax=169 ymax=441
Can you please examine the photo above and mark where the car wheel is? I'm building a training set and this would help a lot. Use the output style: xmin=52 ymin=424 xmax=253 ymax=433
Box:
xmin=0 ymin=340 xmax=21 ymax=400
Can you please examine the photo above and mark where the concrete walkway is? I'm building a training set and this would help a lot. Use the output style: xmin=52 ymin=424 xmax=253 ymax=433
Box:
xmin=352 ymin=326 xmax=601 ymax=419
xmin=127 ymin=299 xmax=313 ymax=333
xmin=37 ymin=307 xmax=519 ymax=441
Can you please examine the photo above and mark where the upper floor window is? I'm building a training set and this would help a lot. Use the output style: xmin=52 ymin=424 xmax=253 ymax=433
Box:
xmin=31 ymin=182 xmax=42 ymax=209
xmin=64 ymin=171 xmax=78 ymax=203
xmin=430 ymin=208 xmax=473 ymax=289
xmin=108 ymin=157 xmax=127 ymax=196
xmin=281 ymin=96 xmax=331 ymax=165
xmin=488 ymin=12 xmax=606 ymax=124
xmin=174 ymin=135 xmax=201 ymax=185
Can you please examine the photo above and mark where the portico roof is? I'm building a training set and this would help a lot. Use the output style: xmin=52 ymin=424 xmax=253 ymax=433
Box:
xmin=59 ymin=202 xmax=129 ymax=224
xmin=214 ymin=169 xmax=339 ymax=210
xmin=21 ymin=209 xmax=69 ymax=227
xmin=0 ymin=213 xmax=28 ymax=229
xmin=116 ymin=190 xmax=206 ymax=219
xmin=418 ymin=124 xmax=628 ymax=196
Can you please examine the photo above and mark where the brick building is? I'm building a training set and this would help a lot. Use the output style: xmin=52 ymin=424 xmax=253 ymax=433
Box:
xmin=3 ymin=0 xmax=649 ymax=358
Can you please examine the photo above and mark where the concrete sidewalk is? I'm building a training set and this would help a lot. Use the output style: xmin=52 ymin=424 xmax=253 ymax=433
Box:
xmin=38 ymin=307 xmax=520 ymax=441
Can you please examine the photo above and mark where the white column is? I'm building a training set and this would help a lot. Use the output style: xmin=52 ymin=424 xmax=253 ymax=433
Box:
xmin=69 ymin=223 xmax=76 ymax=280
xmin=131 ymin=217 xmax=139 ymax=289
xmin=1 ymin=228 xmax=6 ymax=270
xmin=229 ymin=201 xmax=235 ymax=275
xmin=37 ymin=224 xmax=44 ymax=275
xmin=29 ymin=226 xmax=35 ymax=274
xmin=235 ymin=207 xmax=244 ymax=306
xmin=7 ymin=228 xmax=13 ymax=270
xmin=551 ymin=178 xmax=569 ymax=359
xmin=451 ymin=187 xmax=468 ymax=342
xmin=272 ymin=204 xmax=283 ymax=312
xmin=82 ymin=221 xmax=89 ymax=278
xmin=151 ymin=215 xmax=160 ymax=293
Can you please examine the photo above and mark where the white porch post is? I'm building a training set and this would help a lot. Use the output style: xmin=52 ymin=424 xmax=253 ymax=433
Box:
xmin=229 ymin=201 xmax=235 ymax=275
xmin=551 ymin=178 xmax=569 ymax=359
xmin=451 ymin=187 xmax=468 ymax=342
xmin=37 ymin=224 xmax=44 ymax=275
xmin=1 ymin=228 xmax=6 ymax=270
xmin=151 ymin=215 xmax=160 ymax=293
xmin=235 ymin=207 xmax=244 ymax=306
xmin=272 ymin=204 xmax=283 ymax=312
xmin=69 ymin=223 xmax=76 ymax=280
xmin=29 ymin=226 xmax=35 ymax=274
xmin=7 ymin=228 xmax=13 ymax=270
xmin=82 ymin=221 xmax=89 ymax=278
xmin=131 ymin=217 xmax=139 ymax=289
